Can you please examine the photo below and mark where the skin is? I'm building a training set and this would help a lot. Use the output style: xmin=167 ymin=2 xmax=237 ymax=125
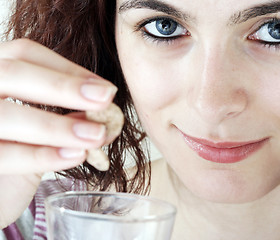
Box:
xmin=115 ymin=0 xmax=280 ymax=239
xmin=2 ymin=0 xmax=280 ymax=238
xmin=0 ymin=40 xmax=117 ymax=228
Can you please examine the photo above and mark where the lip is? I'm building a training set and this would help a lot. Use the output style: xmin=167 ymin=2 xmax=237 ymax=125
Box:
xmin=180 ymin=132 xmax=268 ymax=164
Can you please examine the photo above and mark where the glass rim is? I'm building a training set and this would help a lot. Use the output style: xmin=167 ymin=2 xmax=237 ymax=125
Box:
xmin=45 ymin=191 xmax=177 ymax=223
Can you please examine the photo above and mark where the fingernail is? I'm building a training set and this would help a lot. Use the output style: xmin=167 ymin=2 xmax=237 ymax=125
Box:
xmin=58 ymin=148 xmax=86 ymax=159
xmin=73 ymin=122 xmax=106 ymax=141
xmin=80 ymin=78 xmax=117 ymax=102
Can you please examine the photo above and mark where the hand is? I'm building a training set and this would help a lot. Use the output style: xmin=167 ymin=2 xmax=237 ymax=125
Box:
xmin=0 ymin=39 xmax=118 ymax=228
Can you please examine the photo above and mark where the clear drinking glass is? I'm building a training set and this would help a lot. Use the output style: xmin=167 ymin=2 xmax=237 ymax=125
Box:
xmin=45 ymin=191 xmax=177 ymax=240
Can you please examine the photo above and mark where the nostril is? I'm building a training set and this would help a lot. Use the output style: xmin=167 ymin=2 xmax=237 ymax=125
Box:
xmin=226 ymin=111 xmax=240 ymax=118
xmin=193 ymin=88 xmax=248 ymax=124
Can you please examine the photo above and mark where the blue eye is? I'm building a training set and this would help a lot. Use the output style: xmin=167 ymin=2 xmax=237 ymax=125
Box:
xmin=155 ymin=19 xmax=178 ymax=35
xmin=144 ymin=18 xmax=188 ymax=38
xmin=251 ymin=19 xmax=280 ymax=43
xmin=267 ymin=21 xmax=280 ymax=40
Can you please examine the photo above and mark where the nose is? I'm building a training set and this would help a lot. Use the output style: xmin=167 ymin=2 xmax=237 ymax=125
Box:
xmin=191 ymin=47 xmax=248 ymax=124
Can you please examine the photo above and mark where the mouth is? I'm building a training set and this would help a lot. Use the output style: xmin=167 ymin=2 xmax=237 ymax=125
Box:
xmin=179 ymin=131 xmax=269 ymax=164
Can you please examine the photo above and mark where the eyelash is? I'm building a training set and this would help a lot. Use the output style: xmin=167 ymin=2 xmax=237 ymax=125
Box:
xmin=141 ymin=31 xmax=181 ymax=45
xmin=257 ymin=41 xmax=280 ymax=51
xmin=134 ymin=17 xmax=188 ymax=46
xmin=248 ymin=17 xmax=280 ymax=50
xmin=135 ymin=16 xmax=280 ymax=50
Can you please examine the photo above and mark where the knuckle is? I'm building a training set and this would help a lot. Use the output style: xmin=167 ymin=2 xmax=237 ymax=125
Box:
xmin=32 ymin=146 xmax=58 ymax=172
xmin=0 ymin=141 xmax=5 ymax=160
xmin=41 ymin=116 xmax=58 ymax=133
xmin=0 ymin=58 xmax=16 ymax=77
xmin=49 ymin=74 xmax=70 ymax=92
xmin=33 ymin=147 xmax=47 ymax=164
xmin=0 ymin=59 xmax=21 ymax=94
xmin=0 ymin=141 xmax=14 ymax=174
xmin=9 ymin=38 xmax=37 ymax=59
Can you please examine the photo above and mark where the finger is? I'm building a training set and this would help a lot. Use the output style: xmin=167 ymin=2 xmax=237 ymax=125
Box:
xmin=0 ymin=39 xmax=93 ymax=78
xmin=0 ymin=101 xmax=106 ymax=149
xmin=0 ymin=141 xmax=86 ymax=174
xmin=66 ymin=111 xmax=87 ymax=119
xmin=66 ymin=111 xmax=117 ymax=145
xmin=0 ymin=58 xmax=117 ymax=111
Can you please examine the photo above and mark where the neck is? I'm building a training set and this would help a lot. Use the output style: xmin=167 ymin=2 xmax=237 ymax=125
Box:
xmin=150 ymin=159 xmax=280 ymax=240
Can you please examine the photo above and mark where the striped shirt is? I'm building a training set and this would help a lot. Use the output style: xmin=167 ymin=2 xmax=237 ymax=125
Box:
xmin=0 ymin=178 xmax=87 ymax=240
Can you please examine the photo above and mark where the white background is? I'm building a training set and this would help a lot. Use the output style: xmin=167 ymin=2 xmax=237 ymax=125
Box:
xmin=0 ymin=0 xmax=11 ymax=38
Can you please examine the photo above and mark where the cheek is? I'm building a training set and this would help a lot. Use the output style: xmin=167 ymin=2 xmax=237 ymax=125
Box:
xmin=115 ymin=19 xmax=190 ymax=114
xmin=118 ymin=47 xmax=182 ymax=112
xmin=257 ymin=70 xmax=280 ymax=116
xmin=246 ymin=45 xmax=280 ymax=116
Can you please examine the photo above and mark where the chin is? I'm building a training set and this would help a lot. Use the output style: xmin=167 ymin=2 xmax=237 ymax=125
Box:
xmin=187 ymin=169 xmax=279 ymax=204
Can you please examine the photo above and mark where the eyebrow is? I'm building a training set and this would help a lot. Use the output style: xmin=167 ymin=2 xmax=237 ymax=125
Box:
xmin=230 ymin=1 xmax=280 ymax=25
xmin=119 ymin=0 xmax=280 ymax=25
xmin=118 ymin=0 xmax=193 ymax=22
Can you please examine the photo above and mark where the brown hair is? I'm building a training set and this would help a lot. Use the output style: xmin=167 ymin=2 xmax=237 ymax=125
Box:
xmin=6 ymin=0 xmax=151 ymax=195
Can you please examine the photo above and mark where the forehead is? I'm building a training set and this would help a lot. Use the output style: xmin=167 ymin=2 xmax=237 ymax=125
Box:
xmin=116 ymin=0 xmax=279 ymax=24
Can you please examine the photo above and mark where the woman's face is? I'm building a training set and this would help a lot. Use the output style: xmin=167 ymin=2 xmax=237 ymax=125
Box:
xmin=115 ymin=0 xmax=280 ymax=203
